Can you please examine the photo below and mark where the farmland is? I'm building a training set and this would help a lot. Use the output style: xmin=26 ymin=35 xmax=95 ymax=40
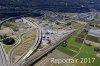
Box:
xmin=86 ymin=35 xmax=100 ymax=43
xmin=57 ymin=30 xmax=100 ymax=66
xmin=50 ymin=23 xmax=66 ymax=29
xmin=57 ymin=32 xmax=83 ymax=57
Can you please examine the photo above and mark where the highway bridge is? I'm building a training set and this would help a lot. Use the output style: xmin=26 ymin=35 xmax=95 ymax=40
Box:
xmin=15 ymin=23 xmax=87 ymax=66
xmin=16 ymin=30 xmax=75 ymax=66
xmin=0 ymin=44 xmax=8 ymax=66
xmin=11 ymin=18 xmax=42 ymax=66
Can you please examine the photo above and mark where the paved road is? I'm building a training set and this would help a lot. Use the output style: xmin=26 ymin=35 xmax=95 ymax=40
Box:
xmin=0 ymin=44 xmax=8 ymax=66
xmin=13 ymin=18 xmax=87 ymax=66
xmin=35 ymin=49 xmax=73 ymax=66
xmin=17 ymin=24 xmax=87 ymax=66
xmin=15 ymin=30 xmax=75 ymax=66
xmin=12 ymin=18 xmax=42 ymax=66
xmin=21 ymin=18 xmax=42 ymax=60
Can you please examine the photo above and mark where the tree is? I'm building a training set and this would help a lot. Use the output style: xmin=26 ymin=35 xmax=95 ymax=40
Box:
xmin=61 ymin=41 xmax=67 ymax=47
xmin=55 ymin=22 xmax=60 ymax=25
xmin=66 ymin=22 xmax=71 ymax=26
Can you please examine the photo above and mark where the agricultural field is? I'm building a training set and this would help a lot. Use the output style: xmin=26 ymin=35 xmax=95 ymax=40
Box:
xmin=75 ymin=30 xmax=88 ymax=43
xmin=57 ymin=30 xmax=100 ymax=66
xmin=75 ymin=44 xmax=100 ymax=66
xmin=57 ymin=32 xmax=82 ymax=57
xmin=12 ymin=29 xmax=36 ymax=62
xmin=86 ymin=35 xmax=100 ymax=43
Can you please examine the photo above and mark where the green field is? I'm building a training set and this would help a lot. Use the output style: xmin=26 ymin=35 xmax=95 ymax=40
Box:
xmin=57 ymin=31 xmax=100 ymax=66
xmin=3 ymin=45 xmax=13 ymax=54
xmin=57 ymin=34 xmax=82 ymax=57
xmin=75 ymin=44 xmax=100 ymax=66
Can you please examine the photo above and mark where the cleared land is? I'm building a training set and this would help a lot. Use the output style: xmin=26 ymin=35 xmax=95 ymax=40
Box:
xmin=12 ymin=29 xmax=36 ymax=62
xmin=1 ymin=21 xmax=21 ymax=31
xmin=71 ymin=21 xmax=84 ymax=29
xmin=86 ymin=35 xmax=100 ymax=43
xmin=50 ymin=23 xmax=66 ymax=29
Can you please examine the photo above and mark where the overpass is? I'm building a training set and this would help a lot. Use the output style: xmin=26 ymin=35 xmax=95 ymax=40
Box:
xmin=15 ymin=30 xmax=75 ymax=66
xmin=11 ymin=18 xmax=42 ymax=66
xmin=15 ymin=23 xmax=87 ymax=66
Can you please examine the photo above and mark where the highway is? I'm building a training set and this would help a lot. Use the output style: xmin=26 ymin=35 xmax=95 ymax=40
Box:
xmin=12 ymin=18 xmax=42 ymax=66
xmin=0 ymin=16 xmax=42 ymax=66
xmin=0 ymin=17 xmax=87 ymax=66
xmin=15 ymin=30 xmax=75 ymax=66
xmin=0 ymin=17 xmax=16 ymax=66
xmin=0 ymin=44 xmax=8 ymax=66
xmin=21 ymin=18 xmax=42 ymax=60
xmin=0 ymin=17 xmax=16 ymax=24
xmin=9 ymin=34 xmax=22 ymax=66
xmin=15 ymin=23 xmax=87 ymax=66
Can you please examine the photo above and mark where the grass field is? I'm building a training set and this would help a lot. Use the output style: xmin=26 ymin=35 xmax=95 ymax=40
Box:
xmin=71 ymin=21 xmax=84 ymax=29
xmin=3 ymin=34 xmax=20 ymax=54
xmin=75 ymin=44 xmax=100 ymax=66
xmin=57 ymin=31 xmax=100 ymax=66
xmin=57 ymin=34 xmax=82 ymax=57
xmin=3 ymin=45 xmax=13 ymax=54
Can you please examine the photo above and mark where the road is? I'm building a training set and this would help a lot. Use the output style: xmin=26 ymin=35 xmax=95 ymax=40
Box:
xmin=21 ymin=18 xmax=42 ymax=60
xmin=0 ymin=17 xmax=16 ymax=24
xmin=0 ymin=17 xmax=23 ymax=66
xmin=16 ymin=23 xmax=87 ymax=66
xmin=0 ymin=44 xmax=8 ymax=66
xmin=34 ymin=49 xmax=73 ymax=66
xmin=12 ymin=18 xmax=42 ymax=66
xmin=0 ymin=17 xmax=42 ymax=66
xmin=15 ymin=30 xmax=75 ymax=66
